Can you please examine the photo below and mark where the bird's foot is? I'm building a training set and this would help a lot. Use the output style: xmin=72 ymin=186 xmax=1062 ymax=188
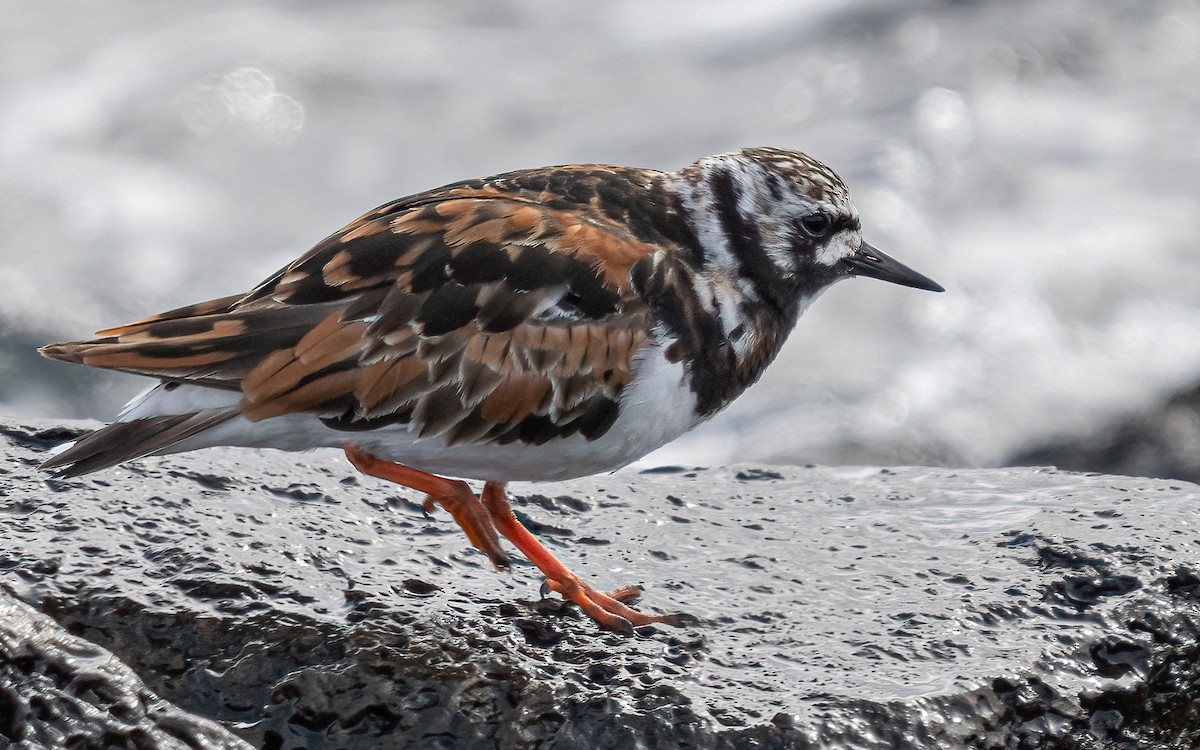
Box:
xmin=543 ymin=574 xmax=691 ymax=633
xmin=480 ymin=482 xmax=690 ymax=633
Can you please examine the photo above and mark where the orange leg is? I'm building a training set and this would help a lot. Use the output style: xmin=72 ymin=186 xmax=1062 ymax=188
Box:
xmin=344 ymin=445 xmax=509 ymax=570
xmin=480 ymin=482 xmax=688 ymax=633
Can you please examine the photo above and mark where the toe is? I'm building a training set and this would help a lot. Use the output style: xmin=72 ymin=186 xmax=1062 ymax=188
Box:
xmin=606 ymin=585 xmax=642 ymax=603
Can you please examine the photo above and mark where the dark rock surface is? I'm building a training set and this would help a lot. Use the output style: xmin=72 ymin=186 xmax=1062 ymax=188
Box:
xmin=1011 ymin=382 xmax=1200 ymax=486
xmin=0 ymin=591 xmax=252 ymax=749
xmin=1 ymin=416 xmax=1199 ymax=749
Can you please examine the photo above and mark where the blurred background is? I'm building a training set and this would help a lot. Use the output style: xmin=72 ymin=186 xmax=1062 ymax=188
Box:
xmin=3 ymin=0 xmax=1199 ymax=477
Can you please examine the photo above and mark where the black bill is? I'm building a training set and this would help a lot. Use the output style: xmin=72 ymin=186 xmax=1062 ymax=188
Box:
xmin=841 ymin=241 xmax=944 ymax=292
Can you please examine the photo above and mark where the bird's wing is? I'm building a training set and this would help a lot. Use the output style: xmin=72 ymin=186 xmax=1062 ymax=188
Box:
xmin=41 ymin=177 xmax=669 ymax=447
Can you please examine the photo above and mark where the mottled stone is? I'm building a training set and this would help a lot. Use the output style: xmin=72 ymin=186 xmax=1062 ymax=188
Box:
xmin=1 ymin=417 xmax=1198 ymax=749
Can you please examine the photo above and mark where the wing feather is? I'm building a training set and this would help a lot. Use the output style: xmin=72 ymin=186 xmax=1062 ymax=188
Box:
xmin=41 ymin=171 xmax=673 ymax=455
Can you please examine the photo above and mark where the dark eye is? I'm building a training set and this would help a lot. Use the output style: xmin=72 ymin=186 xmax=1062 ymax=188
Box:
xmin=798 ymin=212 xmax=832 ymax=238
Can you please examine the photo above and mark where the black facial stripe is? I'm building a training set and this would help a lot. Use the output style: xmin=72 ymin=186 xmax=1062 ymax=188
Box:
xmin=710 ymin=169 xmax=792 ymax=309
xmin=832 ymin=215 xmax=860 ymax=234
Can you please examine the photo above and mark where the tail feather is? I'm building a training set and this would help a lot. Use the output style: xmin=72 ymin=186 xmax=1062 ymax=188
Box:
xmin=92 ymin=293 xmax=246 ymax=337
xmin=37 ymin=302 xmax=337 ymax=387
xmin=40 ymin=407 xmax=240 ymax=478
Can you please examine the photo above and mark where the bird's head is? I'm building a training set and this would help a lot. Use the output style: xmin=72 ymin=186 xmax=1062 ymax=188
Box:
xmin=675 ymin=147 xmax=943 ymax=309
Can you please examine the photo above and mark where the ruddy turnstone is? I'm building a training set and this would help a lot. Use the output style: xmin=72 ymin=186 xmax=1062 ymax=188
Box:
xmin=40 ymin=147 xmax=942 ymax=632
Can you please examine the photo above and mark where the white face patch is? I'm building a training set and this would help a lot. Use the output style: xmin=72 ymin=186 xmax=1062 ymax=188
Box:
xmin=814 ymin=230 xmax=859 ymax=267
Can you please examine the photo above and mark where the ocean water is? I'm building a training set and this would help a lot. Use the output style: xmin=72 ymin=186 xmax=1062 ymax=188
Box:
xmin=2 ymin=0 xmax=1198 ymax=470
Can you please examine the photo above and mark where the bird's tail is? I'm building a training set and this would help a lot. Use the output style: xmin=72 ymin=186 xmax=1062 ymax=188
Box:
xmin=40 ymin=407 xmax=240 ymax=478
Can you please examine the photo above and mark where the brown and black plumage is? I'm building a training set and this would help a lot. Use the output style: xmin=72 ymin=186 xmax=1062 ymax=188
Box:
xmin=40 ymin=147 xmax=943 ymax=631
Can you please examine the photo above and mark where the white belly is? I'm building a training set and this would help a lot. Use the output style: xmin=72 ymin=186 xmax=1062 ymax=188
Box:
xmin=155 ymin=342 xmax=701 ymax=483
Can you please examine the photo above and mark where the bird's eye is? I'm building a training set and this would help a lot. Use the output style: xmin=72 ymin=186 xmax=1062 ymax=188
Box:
xmin=798 ymin=213 xmax=832 ymax=238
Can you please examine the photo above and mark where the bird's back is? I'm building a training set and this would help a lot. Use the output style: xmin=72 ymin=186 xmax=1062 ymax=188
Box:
xmin=39 ymin=163 xmax=706 ymax=477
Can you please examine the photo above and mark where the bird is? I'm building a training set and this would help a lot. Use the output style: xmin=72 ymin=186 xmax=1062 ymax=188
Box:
xmin=39 ymin=147 xmax=943 ymax=632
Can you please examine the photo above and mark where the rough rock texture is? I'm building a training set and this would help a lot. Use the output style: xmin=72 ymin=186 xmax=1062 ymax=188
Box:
xmin=1 ymin=417 xmax=1198 ymax=749
xmin=0 ymin=592 xmax=252 ymax=749
xmin=1012 ymin=383 xmax=1200 ymax=485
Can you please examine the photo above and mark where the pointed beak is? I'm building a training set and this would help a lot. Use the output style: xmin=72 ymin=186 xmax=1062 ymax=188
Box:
xmin=841 ymin=241 xmax=944 ymax=292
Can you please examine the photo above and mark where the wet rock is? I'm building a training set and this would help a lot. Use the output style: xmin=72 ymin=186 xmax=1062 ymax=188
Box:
xmin=1010 ymin=383 xmax=1200 ymax=485
xmin=1 ymin=416 xmax=1199 ymax=749
xmin=0 ymin=591 xmax=251 ymax=749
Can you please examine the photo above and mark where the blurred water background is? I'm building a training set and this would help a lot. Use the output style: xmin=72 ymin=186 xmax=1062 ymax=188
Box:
xmin=2 ymin=0 xmax=1198 ymax=471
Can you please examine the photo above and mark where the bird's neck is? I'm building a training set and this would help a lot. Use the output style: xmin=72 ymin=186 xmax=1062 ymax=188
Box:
xmin=666 ymin=158 xmax=802 ymax=312
xmin=637 ymin=172 xmax=806 ymax=418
